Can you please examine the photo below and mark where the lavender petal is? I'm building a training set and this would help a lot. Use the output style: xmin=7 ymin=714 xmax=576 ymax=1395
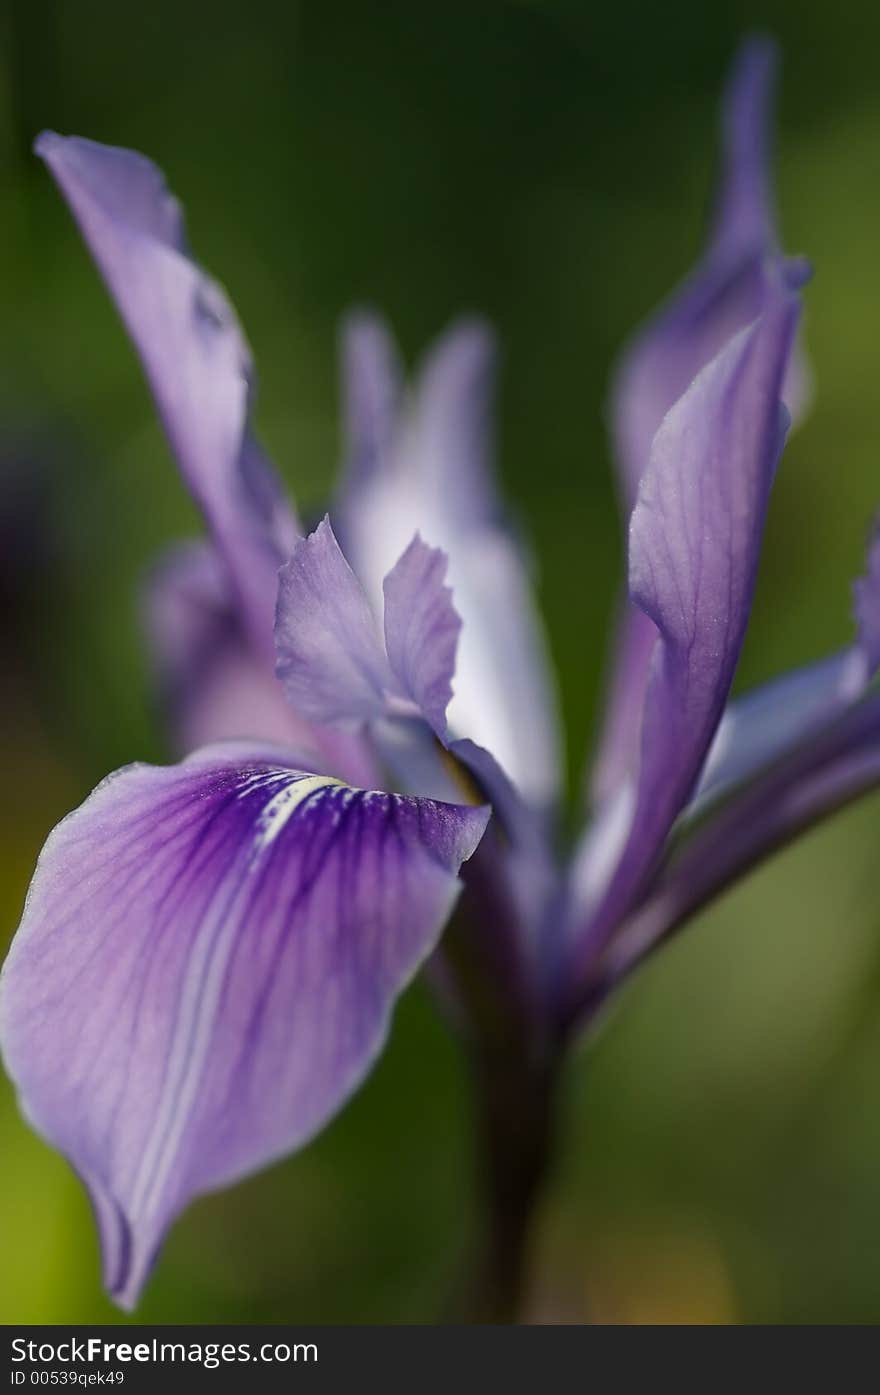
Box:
xmin=575 ymin=692 xmax=880 ymax=1021
xmin=692 ymin=519 xmax=880 ymax=810
xmin=336 ymin=316 xmax=561 ymax=806
xmin=340 ymin=310 xmax=403 ymax=491
xmin=591 ymin=38 xmax=807 ymax=806
xmin=0 ymin=745 xmax=488 ymax=1307
xmin=275 ymin=516 xmax=397 ymax=726
xmin=276 ymin=520 xmax=463 ymax=742
xmin=35 ymin=133 xmax=298 ymax=659
xmin=383 ymin=536 xmax=461 ymax=740
xmin=571 ymin=269 xmax=800 ymax=966
xmin=145 ymin=541 xmax=379 ymax=788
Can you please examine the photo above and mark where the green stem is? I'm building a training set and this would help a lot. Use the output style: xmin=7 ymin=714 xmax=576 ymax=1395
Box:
xmin=459 ymin=1039 xmax=562 ymax=1323
xmin=435 ymin=813 xmax=565 ymax=1323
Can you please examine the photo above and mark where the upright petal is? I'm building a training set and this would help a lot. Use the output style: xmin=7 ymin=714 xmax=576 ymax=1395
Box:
xmin=145 ymin=543 xmax=314 ymax=751
xmin=590 ymin=38 xmax=807 ymax=805
xmin=340 ymin=311 xmax=402 ymax=489
xmin=383 ymin=536 xmax=461 ymax=740
xmin=0 ymin=745 xmax=488 ymax=1308
xmin=35 ymin=133 xmax=298 ymax=658
xmin=275 ymin=520 xmax=462 ymax=740
xmin=144 ymin=542 xmax=379 ymax=789
xmin=612 ymin=38 xmax=792 ymax=510
xmin=713 ymin=35 xmax=777 ymax=259
xmin=572 ymin=271 xmax=800 ymax=966
xmin=275 ymin=517 xmax=397 ymax=725
xmin=336 ymin=317 xmax=561 ymax=807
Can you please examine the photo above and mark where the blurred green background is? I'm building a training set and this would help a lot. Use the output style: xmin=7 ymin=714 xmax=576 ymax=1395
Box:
xmin=2 ymin=0 xmax=880 ymax=1324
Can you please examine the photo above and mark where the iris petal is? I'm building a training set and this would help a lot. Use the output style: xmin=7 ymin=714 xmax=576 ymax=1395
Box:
xmin=580 ymin=691 xmax=880 ymax=1020
xmin=571 ymin=270 xmax=800 ymax=963
xmin=35 ymin=132 xmax=298 ymax=659
xmin=275 ymin=517 xmax=397 ymax=725
xmin=591 ymin=37 xmax=808 ymax=806
xmin=383 ymin=536 xmax=461 ymax=740
xmin=340 ymin=311 xmax=403 ymax=491
xmin=145 ymin=541 xmax=380 ymax=788
xmin=275 ymin=519 xmax=461 ymax=739
xmin=145 ymin=542 xmax=320 ymax=751
xmin=692 ymin=520 xmax=880 ymax=811
xmin=693 ymin=649 xmax=867 ymax=811
xmin=336 ymin=316 xmax=561 ymax=806
xmin=611 ymin=38 xmax=799 ymax=512
xmin=0 ymin=745 xmax=488 ymax=1307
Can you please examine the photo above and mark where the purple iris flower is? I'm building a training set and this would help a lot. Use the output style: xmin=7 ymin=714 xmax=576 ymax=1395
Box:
xmin=3 ymin=37 xmax=880 ymax=1317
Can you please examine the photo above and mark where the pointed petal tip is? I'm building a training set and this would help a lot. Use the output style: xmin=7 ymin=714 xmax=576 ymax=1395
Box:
xmin=33 ymin=129 xmax=61 ymax=160
xmin=292 ymin=513 xmax=336 ymax=556
xmin=83 ymin=1174 xmax=145 ymax=1312
xmin=724 ymin=35 xmax=778 ymax=128
xmin=341 ymin=306 xmax=389 ymax=340
xmin=732 ymin=32 xmax=779 ymax=78
xmin=711 ymin=31 xmax=783 ymax=268
xmin=33 ymin=130 xmax=171 ymax=196
xmin=442 ymin=313 xmax=495 ymax=345
xmin=339 ymin=308 xmax=400 ymax=376
xmin=33 ymin=129 xmax=104 ymax=167
xmin=429 ymin=316 xmax=497 ymax=368
xmin=398 ymin=530 xmax=451 ymax=573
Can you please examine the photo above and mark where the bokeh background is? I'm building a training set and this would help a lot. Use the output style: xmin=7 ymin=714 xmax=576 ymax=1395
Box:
xmin=2 ymin=0 xmax=880 ymax=1324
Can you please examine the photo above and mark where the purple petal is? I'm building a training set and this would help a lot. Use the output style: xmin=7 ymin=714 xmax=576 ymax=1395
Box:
xmin=692 ymin=649 xmax=867 ymax=811
xmin=35 ymin=133 xmax=298 ymax=658
xmin=360 ymin=725 xmax=561 ymax=1018
xmin=383 ymin=536 xmax=461 ymax=739
xmin=577 ymin=690 xmax=880 ymax=1020
xmin=612 ymin=39 xmax=796 ymax=510
xmin=400 ymin=319 xmax=499 ymax=527
xmin=713 ymin=35 xmax=777 ymax=263
xmin=0 ymin=745 xmax=488 ymax=1308
xmin=853 ymin=519 xmax=880 ymax=671
xmin=573 ymin=270 xmax=800 ymax=963
xmin=692 ymin=519 xmax=880 ymax=811
xmin=336 ymin=317 xmax=561 ymax=805
xmin=144 ymin=542 xmax=380 ymax=788
xmin=275 ymin=520 xmax=462 ymax=740
xmin=620 ymin=281 xmax=798 ymax=866
xmin=340 ymin=311 xmax=402 ymax=489
xmin=591 ymin=38 xmax=807 ymax=806
xmin=145 ymin=543 xmax=313 ymax=749
xmin=588 ymin=605 xmax=658 ymax=808
xmin=275 ymin=516 xmax=397 ymax=726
